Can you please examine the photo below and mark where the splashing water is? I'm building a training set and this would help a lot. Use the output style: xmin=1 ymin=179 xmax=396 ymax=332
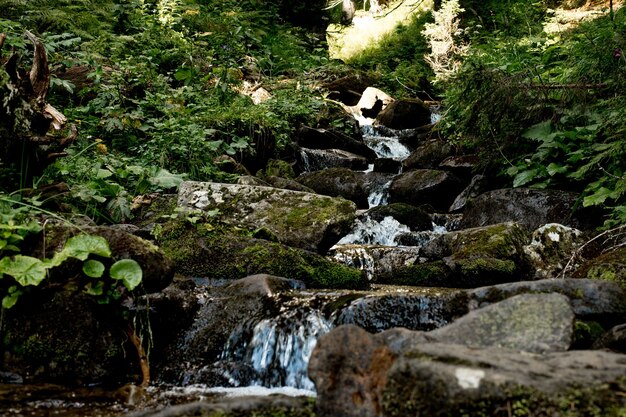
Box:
xmin=221 ymin=308 xmax=332 ymax=390
xmin=368 ymin=180 xmax=392 ymax=208
xmin=363 ymin=136 xmax=411 ymax=160
xmin=337 ymin=216 xmax=411 ymax=246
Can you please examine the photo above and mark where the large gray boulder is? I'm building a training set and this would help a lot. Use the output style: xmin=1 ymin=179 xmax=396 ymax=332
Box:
xmin=296 ymin=147 xmax=369 ymax=171
xmin=461 ymin=188 xmax=595 ymax=230
xmin=388 ymin=169 xmax=464 ymax=212
xmin=402 ymin=139 xmax=452 ymax=171
xmin=177 ymin=181 xmax=357 ymax=253
xmin=296 ymin=168 xmax=368 ymax=209
xmin=383 ymin=343 xmax=626 ymax=417
xmin=375 ymin=98 xmax=431 ymax=129
xmin=296 ymin=126 xmax=377 ymax=161
xmin=310 ymin=294 xmax=625 ymax=417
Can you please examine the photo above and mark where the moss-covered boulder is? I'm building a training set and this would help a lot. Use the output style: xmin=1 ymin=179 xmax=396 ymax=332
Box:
xmin=523 ymin=223 xmax=585 ymax=279
xmin=177 ymin=181 xmax=357 ymax=253
xmin=155 ymin=220 xmax=366 ymax=289
xmin=573 ymin=246 xmax=626 ymax=287
xmin=392 ymin=223 xmax=532 ymax=288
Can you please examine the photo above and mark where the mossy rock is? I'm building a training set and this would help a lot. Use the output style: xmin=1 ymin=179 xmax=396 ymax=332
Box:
xmin=156 ymin=220 xmax=367 ymax=289
xmin=1 ymin=287 xmax=134 ymax=385
xmin=573 ymin=246 xmax=626 ymax=288
xmin=381 ymin=261 xmax=451 ymax=287
xmin=418 ymin=222 xmax=533 ymax=287
xmin=177 ymin=181 xmax=357 ymax=253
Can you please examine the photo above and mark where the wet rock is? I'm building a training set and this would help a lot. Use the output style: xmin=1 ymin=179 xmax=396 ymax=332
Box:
xmin=213 ymin=155 xmax=251 ymax=175
xmin=309 ymin=325 xmax=394 ymax=417
xmin=402 ymin=139 xmax=453 ymax=171
xmin=130 ymin=394 xmax=315 ymax=417
xmin=573 ymin=246 xmax=626 ymax=287
xmin=354 ymin=87 xmax=394 ymax=120
xmin=375 ymin=98 xmax=431 ymax=130
xmin=523 ymin=223 xmax=585 ymax=279
xmin=461 ymin=188 xmax=596 ymax=230
xmin=322 ymin=74 xmax=373 ymax=106
xmin=263 ymin=176 xmax=315 ymax=193
xmin=467 ymin=278 xmax=626 ymax=325
xmin=156 ymin=222 xmax=366 ymax=289
xmin=365 ymin=203 xmax=432 ymax=232
xmin=389 ymin=169 xmax=464 ymax=212
xmin=383 ymin=344 xmax=626 ymax=417
xmin=1 ymin=288 xmax=135 ymax=385
xmin=373 ymin=157 xmax=401 ymax=174
xmin=331 ymin=244 xmax=422 ymax=281
xmin=335 ymin=289 xmax=461 ymax=333
xmin=237 ymin=175 xmax=269 ymax=186
xmin=30 ymin=224 xmax=174 ymax=293
xmin=296 ymin=168 xmax=368 ymax=209
xmin=429 ymin=293 xmax=575 ymax=353
xmin=297 ymin=126 xmax=377 ymax=161
xmin=296 ymin=147 xmax=369 ymax=171
xmin=178 ymin=181 xmax=357 ymax=253
xmin=407 ymin=222 xmax=532 ymax=288
xmin=593 ymin=324 xmax=626 ymax=353
xmin=438 ymin=154 xmax=479 ymax=177
xmin=448 ymin=174 xmax=488 ymax=212
xmin=158 ymin=275 xmax=303 ymax=384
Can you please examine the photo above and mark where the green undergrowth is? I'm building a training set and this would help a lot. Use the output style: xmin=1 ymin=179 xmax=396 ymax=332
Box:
xmin=439 ymin=1 xmax=626 ymax=226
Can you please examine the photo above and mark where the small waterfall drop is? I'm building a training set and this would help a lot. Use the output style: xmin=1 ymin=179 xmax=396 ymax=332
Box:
xmin=367 ymin=180 xmax=391 ymax=207
xmin=336 ymin=216 xmax=410 ymax=246
xmin=220 ymin=305 xmax=332 ymax=390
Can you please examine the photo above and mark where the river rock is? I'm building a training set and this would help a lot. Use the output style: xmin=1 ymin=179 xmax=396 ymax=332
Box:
xmin=373 ymin=158 xmax=401 ymax=174
xmin=523 ymin=223 xmax=585 ymax=279
xmin=263 ymin=175 xmax=316 ymax=193
xmin=157 ymin=274 xmax=305 ymax=385
xmin=402 ymin=139 xmax=452 ymax=171
xmin=365 ymin=203 xmax=432 ymax=231
xmin=448 ymin=174 xmax=488 ymax=212
xmin=593 ymin=324 xmax=626 ymax=353
xmin=297 ymin=126 xmax=377 ymax=161
xmin=177 ymin=181 xmax=357 ymax=253
xmin=355 ymin=86 xmax=394 ymax=119
xmin=397 ymin=222 xmax=532 ymax=288
xmin=383 ymin=344 xmax=626 ymax=417
xmin=155 ymin=221 xmax=366 ymax=289
xmin=467 ymin=278 xmax=626 ymax=325
xmin=323 ymin=74 xmax=373 ymax=105
xmin=308 ymin=325 xmax=394 ymax=417
xmin=237 ymin=175 xmax=269 ymax=186
xmin=438 ymin=154 xmax=479 ymax=177
xmin=297 ymin=147 xmax=369 ymax=171
xmin=330 ymin=244 xmax=422 ymax=281
xmin=429 ymin=293 xmax=575 ymax=353
xmin=129 ymin=395 xmax=315 ymax=417
xmin=388 ymin=169 xmax=464 ymax=212
xmin=296 ymin=168 xmax=368 ymax=209
xmin=573 ymin=245 xmax=626 ymax=286
xmin=334 ymin=289 xmax=462 ymax=333
xmin=460 ymin=188 xmax=595 ymax=230
xmin=29 ymin=224 xmax=175 ymax=293
xmin=375 ymin=98 xmax=431 ymax=130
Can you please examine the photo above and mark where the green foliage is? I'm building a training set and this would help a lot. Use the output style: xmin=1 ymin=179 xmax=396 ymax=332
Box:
xmin=348 ymin=12 xmax=435 ymax=97
xmin=440 ymin=3 xmax=626 ymax=226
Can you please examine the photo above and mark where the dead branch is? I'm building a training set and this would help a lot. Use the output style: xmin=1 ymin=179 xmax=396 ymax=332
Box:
xmin=25 ymin=30 xmax=50 ymax=100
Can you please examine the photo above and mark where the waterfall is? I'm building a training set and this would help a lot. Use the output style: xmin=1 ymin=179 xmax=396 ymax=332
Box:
xmin=220 ymin=307 xmax=332 ymax=390
xmin=363 ymin=136 xmax=411 ymax=160
xmin=368 ymin=180 xmax=391 ymax=207
xmin=331 ymin=245 xmax=377 ymax=280
xmin=336 ymin=216 xmax=411 ymax=246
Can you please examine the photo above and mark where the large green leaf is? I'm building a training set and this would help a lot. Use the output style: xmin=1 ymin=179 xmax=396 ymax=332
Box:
xmin=513 ymin=169 xmax=538 ymax=187
xmin=64 ymin=234 xmax=112 ymax=261
xmin=110 ymin=259 xmax=142 ymax=291
xmin=0 ymin=255 xmax=47 ymax=286
xmin=522 ymin=121 xmax=553 ymax=141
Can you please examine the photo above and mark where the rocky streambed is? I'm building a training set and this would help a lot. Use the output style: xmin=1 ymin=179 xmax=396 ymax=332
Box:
xmin=2 ymin=86 xmax=626 ymax=417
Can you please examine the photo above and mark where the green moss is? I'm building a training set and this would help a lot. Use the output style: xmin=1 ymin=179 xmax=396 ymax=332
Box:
xmin=573 ymin=320 xmax=605 ymax=349
xmin=574 ymin=247 xmax=626 ymax=289
xmin=260 ymin=159 xmax=296 ymax=179
xmin=380 ymin=261 xmax=450 ymax=287
xmin=156 ymin=219 xmax=367 ymax=289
